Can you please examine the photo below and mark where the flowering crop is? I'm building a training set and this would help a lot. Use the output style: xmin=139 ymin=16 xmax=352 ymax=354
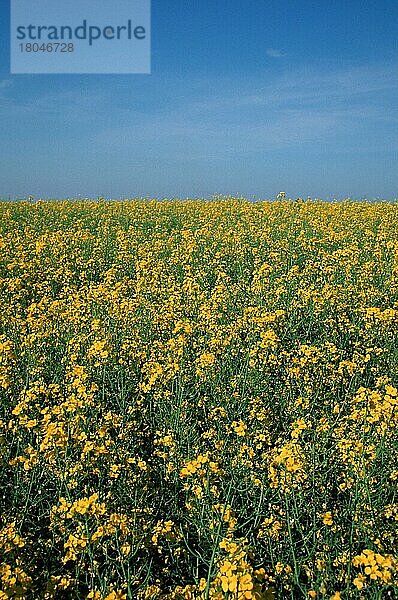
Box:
xmin=1 ymin=198 xmax=398 ymax=599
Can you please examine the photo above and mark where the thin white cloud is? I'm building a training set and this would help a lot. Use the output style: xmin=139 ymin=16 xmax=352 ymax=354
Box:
xmin=2 ymin=60 xmax=397 ymax=114
xmin=186 ymin=61 xmax=398 ymax=114
xmin=1 ymin=59 xmax=397 ymax=155
xmin=266 ymin=48 xmax=284 ymax=58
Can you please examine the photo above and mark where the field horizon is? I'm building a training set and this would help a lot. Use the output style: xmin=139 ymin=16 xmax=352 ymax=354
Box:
xmin=1 ymin=196 xmax=398 ymax=205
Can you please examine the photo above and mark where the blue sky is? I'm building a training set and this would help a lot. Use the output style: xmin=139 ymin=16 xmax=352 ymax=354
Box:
xmin=0 ymin=0 xmax=397 ymax=200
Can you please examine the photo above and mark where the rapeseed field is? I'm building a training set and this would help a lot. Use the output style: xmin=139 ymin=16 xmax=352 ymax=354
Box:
xmin=0 ymin=198 xmax=397 ymax=599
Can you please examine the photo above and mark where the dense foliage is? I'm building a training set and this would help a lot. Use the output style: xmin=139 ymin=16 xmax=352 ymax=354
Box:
xmin=1 ymin=199 xmax=397 ymax=599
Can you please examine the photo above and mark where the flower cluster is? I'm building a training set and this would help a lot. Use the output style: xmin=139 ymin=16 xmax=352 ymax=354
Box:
xmin=1 ymin=198 xmax=398 ymax=598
